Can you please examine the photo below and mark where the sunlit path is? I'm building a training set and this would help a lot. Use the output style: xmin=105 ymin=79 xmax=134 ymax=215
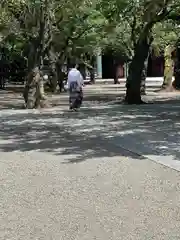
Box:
xmin=1 ymin=87 xmax=180 ymax=239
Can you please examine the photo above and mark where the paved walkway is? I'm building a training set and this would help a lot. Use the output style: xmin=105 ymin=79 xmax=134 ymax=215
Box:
xmin=1 ymin=88 xmax=180 ymax=239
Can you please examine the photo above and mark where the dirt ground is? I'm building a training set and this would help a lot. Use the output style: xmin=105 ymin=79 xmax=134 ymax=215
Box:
xmin=0 ymin=84 xmax=180 ymax=110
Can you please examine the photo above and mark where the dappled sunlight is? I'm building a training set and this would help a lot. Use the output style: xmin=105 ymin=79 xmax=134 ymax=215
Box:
xmin=27 ymin=130 xmax=49 ymax=136
xmin=0 ymin=100 xmax=180 ymax=166
xmin=104 ymin=129 xmax=150 ymax=138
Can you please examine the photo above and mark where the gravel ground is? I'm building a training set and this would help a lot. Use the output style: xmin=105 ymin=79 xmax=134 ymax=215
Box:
xmin=0 ymin=86 xmax=180 ymax=239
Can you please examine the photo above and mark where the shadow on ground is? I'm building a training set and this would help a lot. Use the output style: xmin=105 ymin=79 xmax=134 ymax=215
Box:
xmin=0 ymin=97 xmax=180 ymax=164
xmin=0 ymin=87 xmax=121 ymax=109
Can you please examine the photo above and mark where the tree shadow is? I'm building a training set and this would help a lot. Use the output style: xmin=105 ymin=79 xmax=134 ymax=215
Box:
xmin=0 ymin=98 xmax=180 ymax=166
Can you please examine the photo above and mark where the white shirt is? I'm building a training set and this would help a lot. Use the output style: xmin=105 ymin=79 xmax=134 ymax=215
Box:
xmin=67 ymin=68 xmax=84 ymax=88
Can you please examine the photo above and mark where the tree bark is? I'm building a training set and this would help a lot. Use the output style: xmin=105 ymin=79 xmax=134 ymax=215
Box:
xmin=162 ymin=45 xmax=174 ymax=90
xmin=49 ymin=69 xmax=58 ymax=92
xmin=49 ymin=55 xmax=58 ymax=92
xmin=90 ymin=68 xmax=95 ymax=83
xmin=173 ymin=44 xmax=180 ymax=89
xmin=24 ymin=67 xmax=46 ymax=109
xmin=24 ymin=0 xmax=48 ymax=106
xmin=0 ymin=76 xmax=6 ymax=90
xmin=125 ymin=3 xmax=170 ymax=103
xmin=56 ymin=60 xmax=65 ymax=93
xmin=79 ymin=63 xmax=86 ymax=80
xmin=113 ymin=63 xmax=119 ymax=84
xmin=125 ymin=33 xmax=152 ymax=104
xmin=89 ymin=56 xmax=95 ymax=84
xmin=140 ymin=52 xmax=149 ymax=95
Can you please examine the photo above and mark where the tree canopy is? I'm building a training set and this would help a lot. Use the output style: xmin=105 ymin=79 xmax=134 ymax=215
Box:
xmin=1 ymin=0 xmax=180 ymax=105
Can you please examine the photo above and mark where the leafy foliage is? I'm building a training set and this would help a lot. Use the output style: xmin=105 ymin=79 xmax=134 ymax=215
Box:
xmin=1 ymin=0 xmax=180 ymax=80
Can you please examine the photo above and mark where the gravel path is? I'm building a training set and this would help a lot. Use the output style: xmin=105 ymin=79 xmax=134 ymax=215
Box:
xmin=1 ymin=87 xmax=180 ymax=239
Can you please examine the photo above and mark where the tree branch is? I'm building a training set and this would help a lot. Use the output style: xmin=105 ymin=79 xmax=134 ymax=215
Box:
xmin=130 ymin=15 xmax=137 ymax=49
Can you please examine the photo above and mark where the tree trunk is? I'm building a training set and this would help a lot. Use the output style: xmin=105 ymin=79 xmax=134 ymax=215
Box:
xmin=0 ymin=77 xmax=5 ymax=90
xmin=24 ymin=67 xmax=46 ymax=109
xmin=113 ymin=63 xmax=119 ymax=84
xmin=125 ymin=34 xmax=152 ymax=104
xmin=79 ymin=64 xmax=86 ymax=80
xmin=48 ymin=50 xmax=58 ymax=92
xmin=90 ymin=68 xmax=95 ymax=83
xmin=50 ymin=71 xmax=58 ymax=92
xmin=89 ymin=56 xmax=95 ymax=84
xmin=24 ymin=0 xmax=48 ymax=107
xmin=173 ymin=44 xmax=180 ymax=89
xmin=48 ymin=63 xmax=58 ymax=92
xmin=56 ymin=60 xmax=65 ymax=93
xmin=162 ymin=45 xmax=174 ymax=90
xmin=140 ymin=52 xmax=149 ymax=95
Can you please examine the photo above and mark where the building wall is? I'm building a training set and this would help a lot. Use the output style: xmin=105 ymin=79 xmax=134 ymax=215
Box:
xmin=102 ymin=53 xmax=164 ymax=79
xmin=147 ymin=55 xmax=164 ymax=77
xmin=102 ymin=54 xmax=114 ymax=79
